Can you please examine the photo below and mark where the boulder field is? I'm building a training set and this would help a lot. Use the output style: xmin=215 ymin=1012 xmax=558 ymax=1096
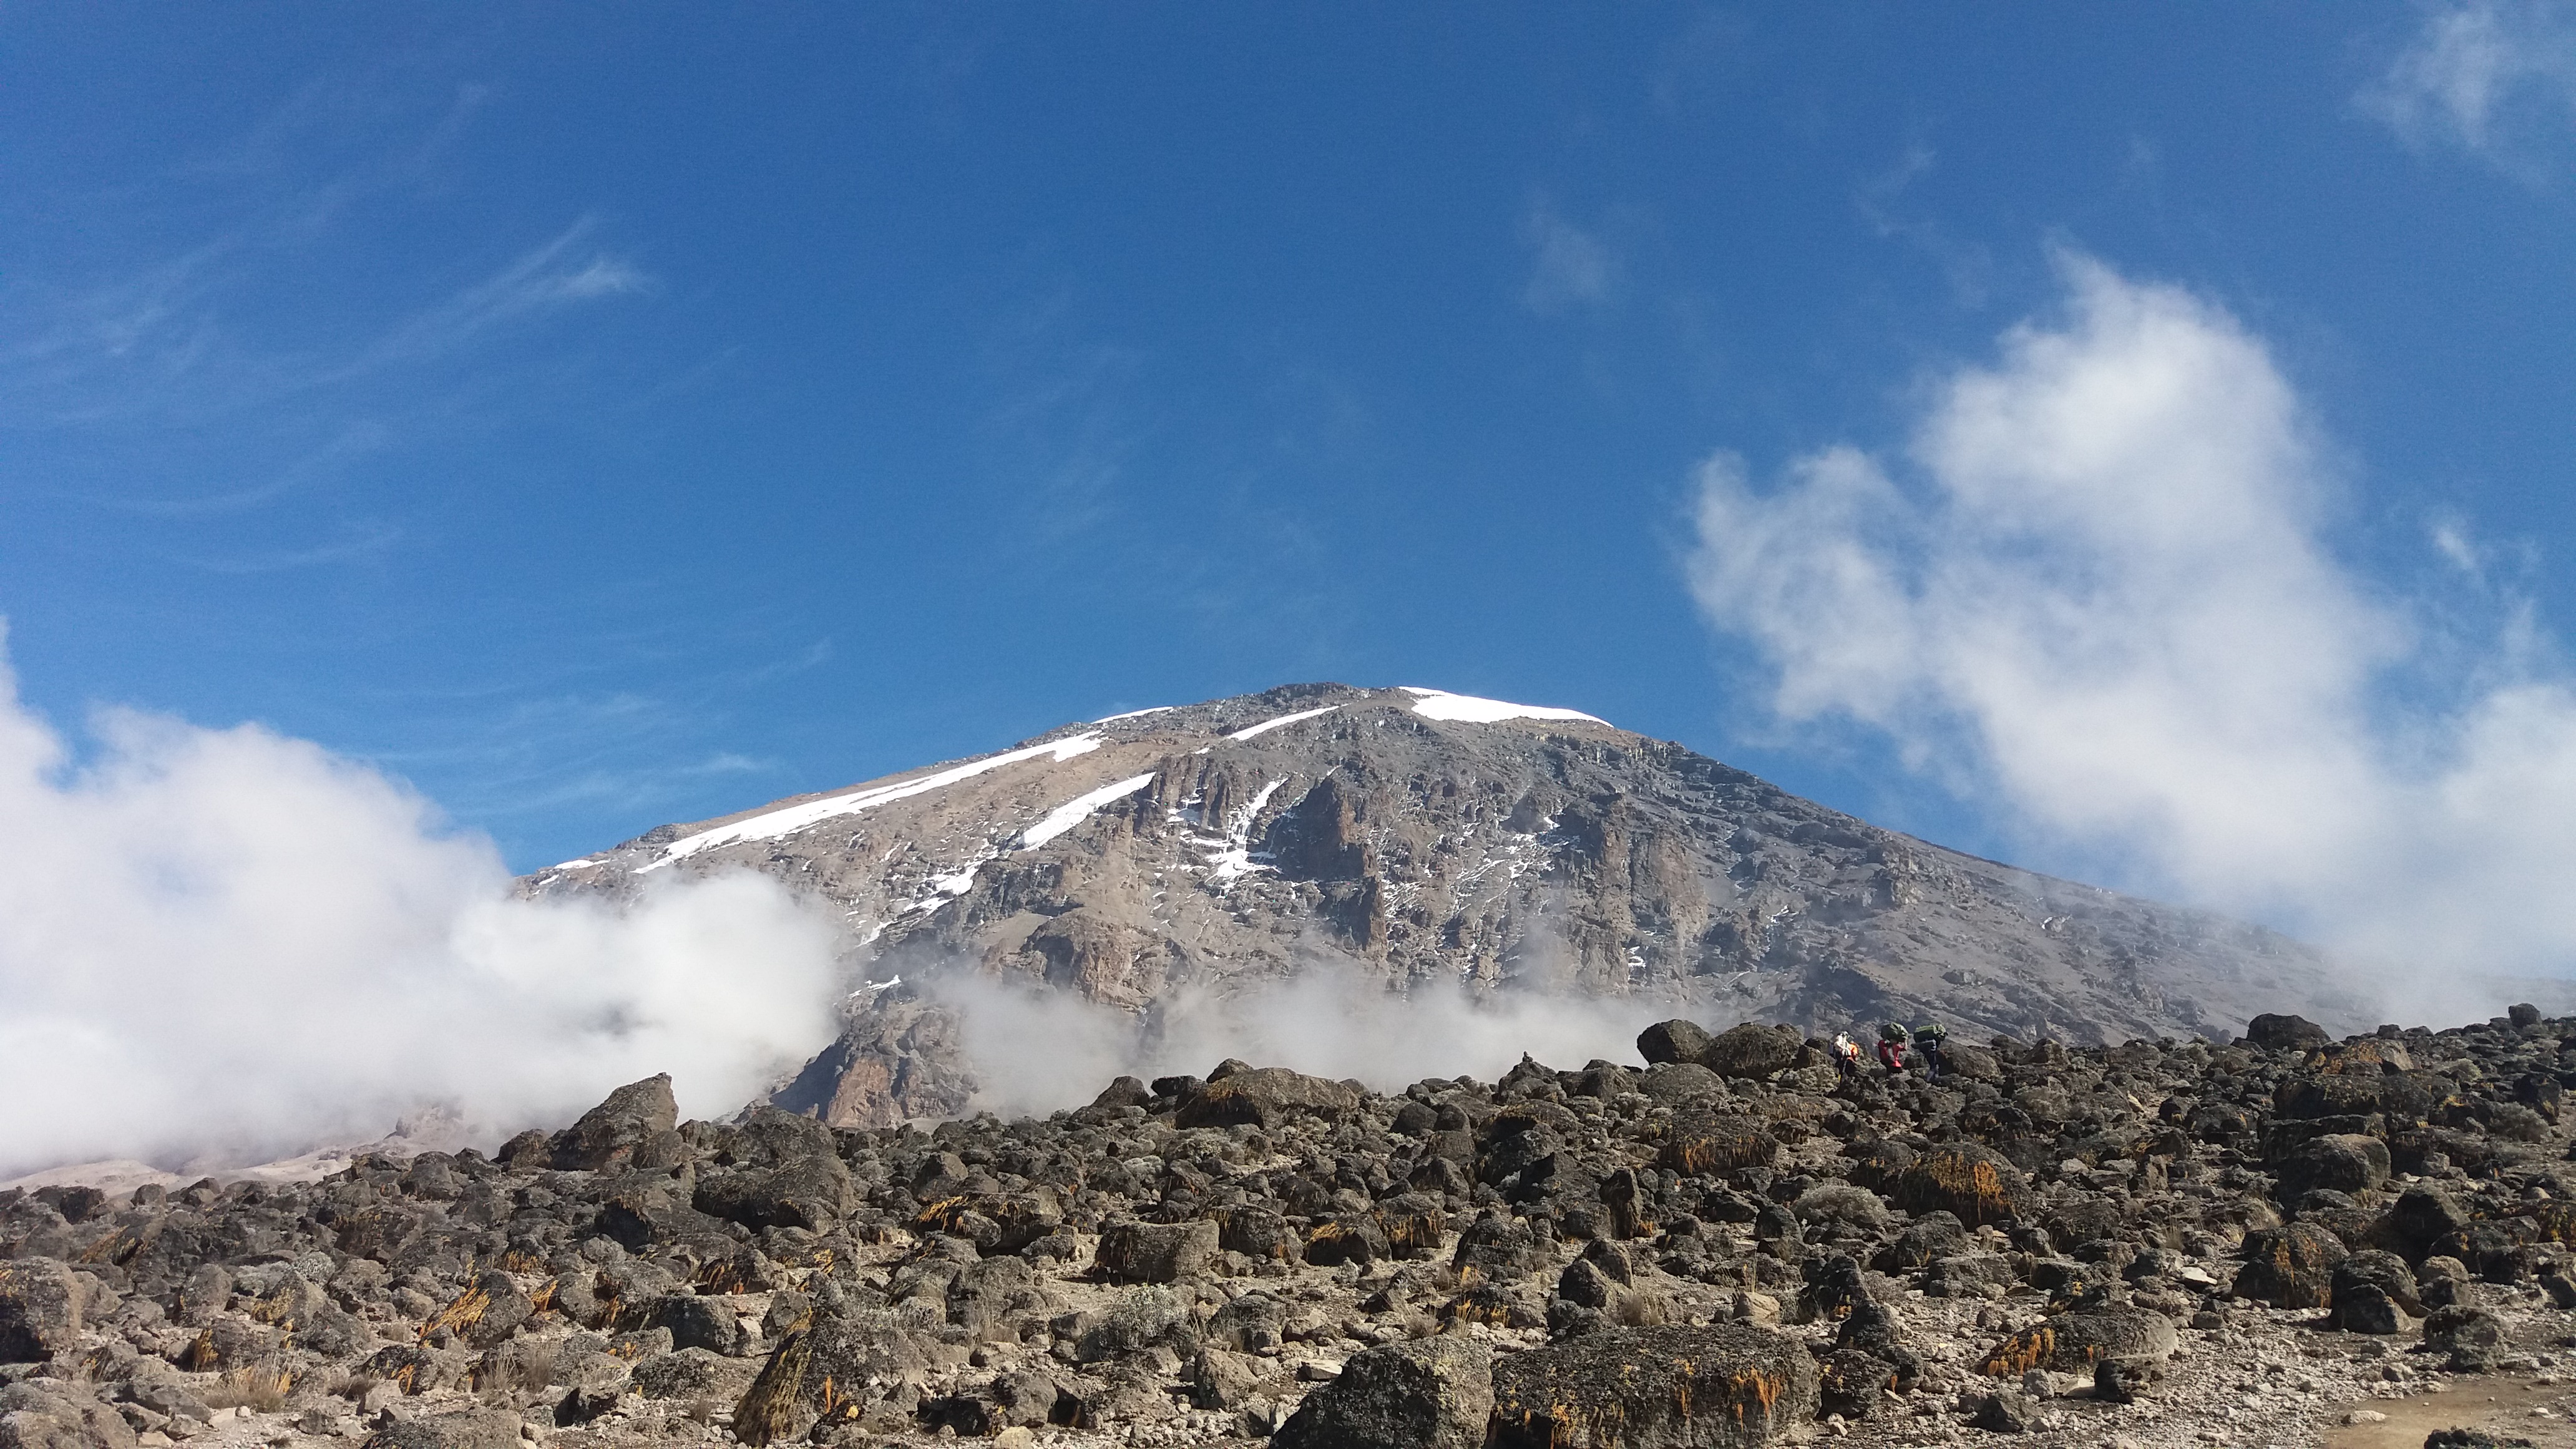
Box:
xmin=12 ymin=1007 xmax=2576 ymax=1448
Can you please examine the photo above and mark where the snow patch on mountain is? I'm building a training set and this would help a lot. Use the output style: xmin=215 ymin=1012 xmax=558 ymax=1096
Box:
xmin=1401 ymin=687 xmax=1608 ymax=726
xmin=1227 ymin=705 xmax=1340 ymax=741
xmin=643 ymin=732 xmax=1106 ymax=870
xmin=1020 ymin=774 xmax=1156 ymax=850
xmin=1206 ymin=777 xmax=1289 ymax=883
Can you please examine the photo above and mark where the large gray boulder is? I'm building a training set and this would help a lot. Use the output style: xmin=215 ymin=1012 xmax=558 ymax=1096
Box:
xmin=2233 ymin=1224 xmax=2348 ymax=1309
xmin=363 ymin=1409 xmax=522 ymax=1449
xmin=1976 ymin=1304 xmax=2178 ymax=1377
xmin=1174 ymin=1066 xmax=1362 ymax=1129
xmin=1075 ymin=1286 xmax=1199 ymax=1362
xmin=1698 ymin=1023 xmax=1802 ymax=1080
xmin=1272 ymin=1335 xmax=1493 ymax=1449
xmin=731 ymin=1311 xmax=939 ymax=1446
xmin=1095 ymin=1219 xmax=1219 ymax=1284
xmin=2244 ymin=1013 xmax=2331 ymax=1051
xmin=0 ymin=1260 xmax=96 ymax=1364
xmin=550 ymin=1073 xmax=680 ymax=1171
xmin=1488 ymin=1324 xmax=1820 ymax=1448
xmin=1636 ymin=1020 xmax=1714 ymax=1066
xmin=2273 ymin=1133 xmax=2391 ymax=1199
xmin=1888 ymin=1144 xmax=2035 ymax=1226
xmin=0 ymin=1382 xmax=137 ymax=1449
xmin=693 ymin=1154 xmax=854 ymax=1231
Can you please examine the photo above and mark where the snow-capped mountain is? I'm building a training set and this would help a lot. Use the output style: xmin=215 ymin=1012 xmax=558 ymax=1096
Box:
xmin=528 ymin=683 xmax=2361 ymax=1123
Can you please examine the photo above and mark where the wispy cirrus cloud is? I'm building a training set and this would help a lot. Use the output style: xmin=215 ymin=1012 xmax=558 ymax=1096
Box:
xmin=1688 ymin=250 xmax=2576 ymax=1013
xmin=1520 ymin=197 xmax=1621 ymax=315
xmin=354 ymin=218 xmax=652 ymax=373
xmin=2361 ymin=0 xmax=2576 ymax=176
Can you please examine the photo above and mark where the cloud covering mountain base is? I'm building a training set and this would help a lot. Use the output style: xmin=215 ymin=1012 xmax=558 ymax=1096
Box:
xmin=0 ymin=635 xmax=844 ymax=1178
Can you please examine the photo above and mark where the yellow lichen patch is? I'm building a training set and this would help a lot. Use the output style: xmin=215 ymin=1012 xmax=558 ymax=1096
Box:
xmin=2316 ymin=1040 xmax=2413 ymax=1075
xmin=1378 ymin=1206 xmax=1444 ymax=1257
xmin=695 ymin=1258 xmax=759 ymax=1295
xmin=76 ymin=1228 xmax=136 ymax=1266
xmin=909 ymin=1196 xmax=972 ymax=1236
xmin=1908 ymin=1150 xmax=2023 ymax=1225
xmin=417 ymin=1284 xmax=490 ymax=1344
xmin=1657 ymin=1119 xmax=1774 ymax=1176
xmin=2523 ymin=1201 xmax=2576 ymax=1244
xmin=731 ymin=1329 xmax=814 ymax=1448
xmin=1212 ymin=1208 xmax=1297 ymax=1260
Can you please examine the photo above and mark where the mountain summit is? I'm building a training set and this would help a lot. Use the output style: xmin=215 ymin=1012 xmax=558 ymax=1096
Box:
xmin=530 ymin=683 xmax=2359 ymax=1123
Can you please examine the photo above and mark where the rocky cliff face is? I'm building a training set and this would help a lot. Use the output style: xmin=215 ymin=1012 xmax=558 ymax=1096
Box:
xmin=527 ymin=684 xmax=2364 ymax=1127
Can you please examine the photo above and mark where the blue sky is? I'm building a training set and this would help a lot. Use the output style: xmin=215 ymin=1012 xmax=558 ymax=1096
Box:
xmin=7 ymin=2 xmax=2576 ymax=915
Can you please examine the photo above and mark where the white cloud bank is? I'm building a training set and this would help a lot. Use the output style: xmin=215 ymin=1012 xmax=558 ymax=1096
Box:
xmin=0 ymin=635 xmax=841 ymax=1178
xmin=936 ymin=964 xmax=1672 ymax=1121
xmin=2361 ymin=0 xmax=2576 ymax=167
xmin=1688 ymin=253 xmax=2576 ymax=1004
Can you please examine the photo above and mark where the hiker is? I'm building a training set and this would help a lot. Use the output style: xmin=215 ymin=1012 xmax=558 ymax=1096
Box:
xmin=1915 ymin=1021 xmax=1950 ymax=1081
xmin=1876 ymin=1022 xmax=1910 ymax=1075
xmin=1832 ymin=1032 xmax=1866 ymax=1085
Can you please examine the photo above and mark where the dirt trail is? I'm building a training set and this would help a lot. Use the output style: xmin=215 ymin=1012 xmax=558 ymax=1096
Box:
xmin=2325 ymin=1377 xmax=2576 ymax=1449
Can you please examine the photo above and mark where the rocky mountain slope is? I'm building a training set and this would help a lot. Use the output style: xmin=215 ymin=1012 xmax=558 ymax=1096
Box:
xmin=12 ymin=1005 xmax=2576 ymax=1449
xmin=529 ymin=683 xmax=2364 ymax=1128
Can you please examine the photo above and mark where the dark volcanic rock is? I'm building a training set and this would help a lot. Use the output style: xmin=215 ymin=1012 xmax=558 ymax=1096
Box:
xmin=0 ymin=1259 xmax=92 ymax=1364
xmin=1699 ymin=1023 xmax=1802 ymax=1080
xmin=2273 ymin=1133 xmax=2393 ymax=1199
xmin=2330 ymin=1250 xmax=2422 ymax=1333
xmin=1488 ymin=1324 xmax=1820 ymax=1448
xmin=1272 ymin=1335 xmax=1493 ymax=1449
xmin=2245 ymin=1013 xmax=2332 ymax=1051
xmin=549 ymin=1074 xmax=678 ymax=1171
xmin=1173 ymin=1066 xmax=1362 ymax=1129
xmin=0 ymin=1381 xmax=137 ymax=1449
xmin=693 ymin=1154 xmax=854 ymax=1231
xmin=1095 ymin=1219 xmax=1219 ymax=1284
xmin=24 ymin=993 xmax=2576 ymax=1449
xmin=1889 ymin=1143 xmax=2035 ymax=1226
xmin=1978 ymin=1304 xmax=2179 ymax=1375
xmin=1636 ymin=1020 xmax=1715 ymax=1067
xmin=2234 ymin=1224 xmax=2348 ymax=1309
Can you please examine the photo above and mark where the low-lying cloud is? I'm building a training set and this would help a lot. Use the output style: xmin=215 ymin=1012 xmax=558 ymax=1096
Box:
xmin=0 ymin=635 xmax=842 ymax=1179
xmin=1687 ymin=251 xmax=2576 ymax=1015
xmin=934 ymin=963 xmax=1674 ymax=1120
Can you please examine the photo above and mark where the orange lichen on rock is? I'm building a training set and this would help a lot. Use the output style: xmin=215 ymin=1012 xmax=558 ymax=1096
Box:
xmin=1979 ymin=1325 xmax=2058 ymax=1377
xmin=731 ymin=1327 xmax=815 ymax=1448
xmin=417 ymin=1283 xmax=490 ymax=1344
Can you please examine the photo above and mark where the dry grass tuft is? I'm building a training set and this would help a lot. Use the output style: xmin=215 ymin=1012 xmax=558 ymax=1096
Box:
xmin=1611 ymin=1290 xmax=1672 ymax=1327
xmin=204 ymin=1365 xmax=294 ymax=1413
